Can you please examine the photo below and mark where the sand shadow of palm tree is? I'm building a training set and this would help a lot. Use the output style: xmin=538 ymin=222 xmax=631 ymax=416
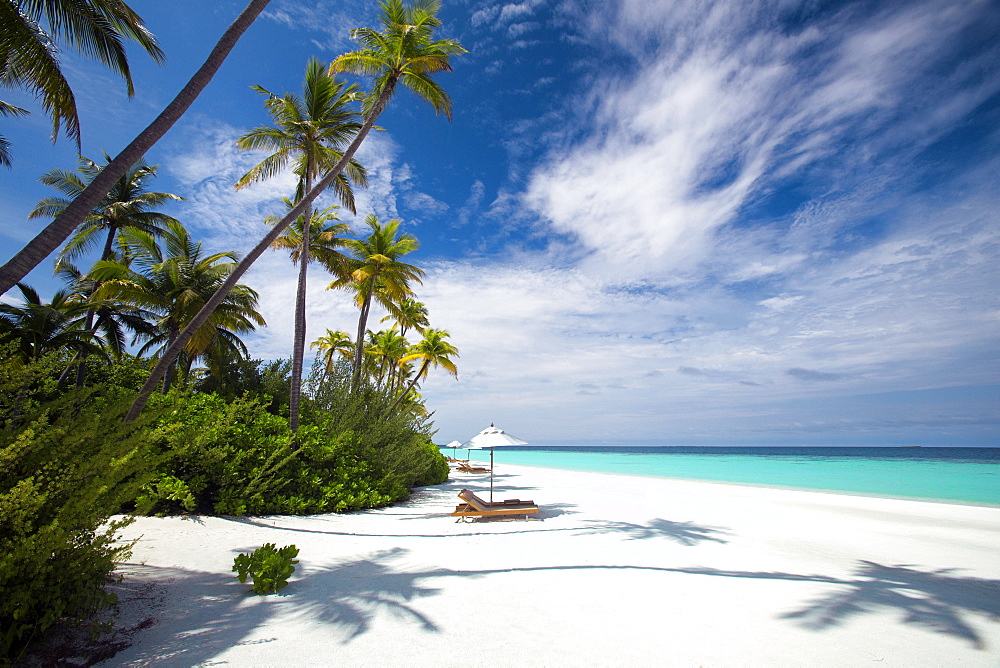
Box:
xmin=290 ymin=547 xmax=450 ymax=641
xmin=109 ymin=549 xmax=999 ymax=665
xmin=776 ymin=560 xmax=1000 ymax=649
xmin=107 ymin=548 xmax=456 ymax=664
xmin=577 ymin=518 xmax=730 ymax=545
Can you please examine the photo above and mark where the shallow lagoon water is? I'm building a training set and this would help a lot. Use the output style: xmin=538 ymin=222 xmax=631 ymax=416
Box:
xmin=450 ymin=446 xmax=1000 ymax=506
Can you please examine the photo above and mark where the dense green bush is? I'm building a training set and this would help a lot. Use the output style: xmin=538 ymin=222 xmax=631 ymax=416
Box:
xmin=134 ymin=363 xmax=448 ymax=516
xmin=0 ymin=353 xmax=162 ymax=661
xmin=192 ymin=356 xmax=292 ymax=416
xmin=304 ymin=359 xmax=449 ymax=492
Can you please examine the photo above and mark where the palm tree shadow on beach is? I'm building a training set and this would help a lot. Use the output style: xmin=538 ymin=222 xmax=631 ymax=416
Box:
xmin=106 ymin=551 xmax=1000 ymax=664
xmin=776 ymin=560 xmax=1000 ymax=649
xmin=577 ymin=518 xmax=730 ymax=545
xmin=106 ymin=548 xmax=451 ymax=665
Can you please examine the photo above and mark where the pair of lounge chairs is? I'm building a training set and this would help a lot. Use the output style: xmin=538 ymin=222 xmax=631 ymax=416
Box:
xmin=451 ymin=488 xmax=538 ymax=521
xmin=455 ymin=461 xmax=490 ymax=473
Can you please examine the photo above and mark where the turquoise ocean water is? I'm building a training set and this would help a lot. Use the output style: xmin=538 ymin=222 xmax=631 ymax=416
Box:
xmin=449 ymin=446 xmax=1000 ymax=506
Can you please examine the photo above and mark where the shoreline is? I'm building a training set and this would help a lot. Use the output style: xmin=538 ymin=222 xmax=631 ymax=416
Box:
xmin=460 ymin=450 xmax=1000 ymax=507
xmin=467 ymin=460 xmax=1000 ymax=509
xmin=101 ymin=463 xmax=1000 ymax=666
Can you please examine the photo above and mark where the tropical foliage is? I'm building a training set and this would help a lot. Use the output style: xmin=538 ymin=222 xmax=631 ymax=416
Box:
xmin=122 ymin=0 xmax=465 ymax=420
xmin=91 ymin=220 xmax=265 ymax=392
xmin=0 ymin=349 xmax=164 ymax=660
xmin=31 ymin=154 xmax=182 ymax=385
xmin=0 ymin=0 xmax=163 ymax=164
xmin=329 ymin=214 xmax=425 ymax=389
xmin=0 ymin=283 xmax=103 ymax=364
xmin=1 ymin=1 xmax=468 ymax=659
xmin=31 ymin=154 xmax=183 ymax=265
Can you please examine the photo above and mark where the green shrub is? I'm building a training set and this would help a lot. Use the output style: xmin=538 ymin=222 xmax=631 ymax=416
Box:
xmin=233 ymin=543 xmax=299 ymax=594
xmin=0 ymin=354 xmax=162 ymax=661
xmin=135 ymin=474 xmax=196 ymax=515
xmin=137 ymin=363 xmax=449 ymax=517
xmin=303 ymin=359 xmax=449 ymax=492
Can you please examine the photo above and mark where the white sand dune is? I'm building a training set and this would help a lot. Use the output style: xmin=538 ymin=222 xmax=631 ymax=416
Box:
xmin=102 ymin=464 xmax=1000 ymax=667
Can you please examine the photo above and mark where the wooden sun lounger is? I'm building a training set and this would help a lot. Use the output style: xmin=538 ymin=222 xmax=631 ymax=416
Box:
xmin=456 ymin=462 xmax=490 ymax=473
xmin=451 ymin=488 xmax=538 ymax=521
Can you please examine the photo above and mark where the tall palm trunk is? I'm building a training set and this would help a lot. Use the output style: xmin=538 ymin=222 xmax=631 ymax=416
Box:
xmin=126 ymin=80 xmax=398 ymax=423
xmin=0 ymin=0 xmax=271 ymax=296
xmin=288 ymin=173 xmax=313 ymax=434
xmin=352 ymin=276 xmax=378 ymax=390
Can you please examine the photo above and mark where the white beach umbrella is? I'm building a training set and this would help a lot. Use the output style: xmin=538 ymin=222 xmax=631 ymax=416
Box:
xmin=445 ymin=440 xmax=462 ymax=459
xmin=461 ymin=424 xmax=528 ymax=501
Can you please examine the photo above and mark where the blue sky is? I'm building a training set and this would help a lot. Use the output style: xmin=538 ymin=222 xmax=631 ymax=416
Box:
xmin=1 ymin=0 xmax=998 ymax=446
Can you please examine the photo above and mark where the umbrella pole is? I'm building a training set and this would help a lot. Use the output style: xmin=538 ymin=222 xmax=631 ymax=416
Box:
xmin=490 ymin=447 xmax=494 ymax=503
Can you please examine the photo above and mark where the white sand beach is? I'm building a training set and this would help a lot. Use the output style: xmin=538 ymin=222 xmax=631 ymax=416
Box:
xmin=102 ymin=464 xmax=1000 ymax=667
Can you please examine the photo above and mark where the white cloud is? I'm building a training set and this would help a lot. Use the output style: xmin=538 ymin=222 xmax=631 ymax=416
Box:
xmin=265 ymin=0 xmax=373 ymax=54
xmin=403 ymin=191 xmax=450 ymax=216
xmin=417 ymin=171 xmax=1000 ymax=442
xmin=524 ymin=0 xmax=1000 ymax=288
xmin=163 ymin=118 xmax=298 ymax=244
xmin=498 ymin=2 xmax=537 ymax=24
xmin=507 ymin=21 xmax=539 ymax=39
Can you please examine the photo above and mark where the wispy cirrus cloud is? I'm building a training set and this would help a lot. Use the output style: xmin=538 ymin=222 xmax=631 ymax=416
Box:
xmin=265 ymin=0 xmax=373 ymax=54
xmin=526 ymin=0 xmax=1000 ymax=286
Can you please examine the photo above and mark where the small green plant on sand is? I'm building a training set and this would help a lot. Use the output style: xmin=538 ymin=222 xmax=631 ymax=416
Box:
xmin=233 ymin=544 xmax=299 ymax=594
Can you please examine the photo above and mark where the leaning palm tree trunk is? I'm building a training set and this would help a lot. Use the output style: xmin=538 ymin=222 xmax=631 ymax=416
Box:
xmin=125 ymin=83 xmax=398 ymax=423
xmin=391 ymin=360 xmax=429 ymax=410
xmin=0 ymin=0 xmax=272 ymax=296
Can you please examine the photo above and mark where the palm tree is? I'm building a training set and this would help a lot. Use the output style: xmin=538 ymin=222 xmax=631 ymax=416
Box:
xmin=394 ymin=327 xmax=458 ymax=408
xmin=0 ymin=0 xmax=164 ymax=162
xmin=30 ymin=154 xmax=181 ymax=384
xmin=328 ymin=215 xmax=424 ymax=390
xmin=121 ymin=0 xmax=464 ymax=422
xmin=235 ymin=58 xmax=366 ymax=208
xmin=0 ymin=0 xmax=271 ymax=294
xmin=31 ymin=154 xmax=183 ymax=265
xmin=311 ymin=329 xmax=353 ymax=374
xmin=53 ymin=260 xmax=156 ymax=384
xmin=267 ymin=200 xmax=354 ymax=271
xmin=0 ymin=283 xmax=104 ymax=364
xmin=91 ymin=221 xmax=265 ymax=392
xmin=236 ymin=58 xmax=366 ymax=433
xmin=265 ymin=200 xmax=352 ymax=430
xmin=365 ymin=328 xmax=410 ymax=390
xmin=381 ymin=297 xmax=428 ymax=339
